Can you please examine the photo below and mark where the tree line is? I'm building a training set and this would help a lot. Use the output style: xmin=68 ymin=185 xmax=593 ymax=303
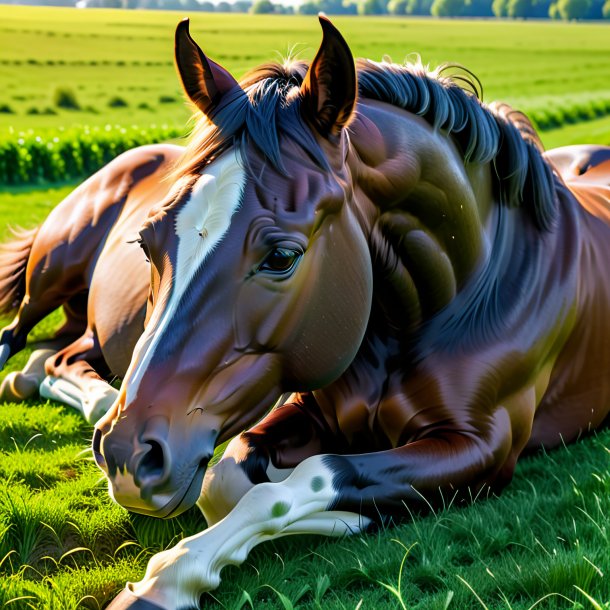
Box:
xmin=4 ymin=0 xmax=610 ymax=19
xmin=296 ymin=0 xmax=608 ymax=19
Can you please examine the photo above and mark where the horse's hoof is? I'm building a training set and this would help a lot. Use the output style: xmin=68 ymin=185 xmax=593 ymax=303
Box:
xmin=106 ymin=588 xmax=167 ymax=610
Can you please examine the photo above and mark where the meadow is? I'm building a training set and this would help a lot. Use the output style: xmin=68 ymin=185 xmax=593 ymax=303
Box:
xmin=1 ymin=6 xmax=610 ymax=610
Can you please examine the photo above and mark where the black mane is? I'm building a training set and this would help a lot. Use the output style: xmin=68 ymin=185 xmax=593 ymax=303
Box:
xmin=175 ymin=57 xmax=558 ymax=230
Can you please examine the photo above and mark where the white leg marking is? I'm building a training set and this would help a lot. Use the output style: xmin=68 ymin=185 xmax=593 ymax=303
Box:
xmin=266 ymin=460 xmax=295 ymax=482
xmin=197 ymin=436 xmax=256 ymax=527
xmin=40 ymin=375 xmax=118 ymax=423
xmin=0 ymin=343 xmax=10 ymax=370
xmin=0 ymin=348 xmax=55 ymax=402
xmin=130 ymin=455 xmax=371 ymax=609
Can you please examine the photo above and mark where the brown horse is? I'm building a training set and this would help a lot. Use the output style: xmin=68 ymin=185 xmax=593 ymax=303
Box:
xmin=0 ymin=143 xmax=183 ymax=421
xmin=1 ymin=17 xmax=609 ymax=610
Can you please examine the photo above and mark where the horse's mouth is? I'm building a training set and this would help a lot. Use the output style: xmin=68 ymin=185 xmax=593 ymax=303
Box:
xmin=117 ymin=459 xmax=208 ymax=519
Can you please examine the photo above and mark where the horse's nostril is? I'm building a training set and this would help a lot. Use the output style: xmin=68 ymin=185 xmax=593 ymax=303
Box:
xmin=139 ymin=440 xmax=166 ymax=481
xmin=92 ymin=428 xmax=105 ymax=468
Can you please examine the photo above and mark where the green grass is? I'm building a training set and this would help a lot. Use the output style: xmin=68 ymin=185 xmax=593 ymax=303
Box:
xmin=0 ymin=393 xmax=607 ymax=609
xmin=2 ymin=7 xmax=610 ymax=133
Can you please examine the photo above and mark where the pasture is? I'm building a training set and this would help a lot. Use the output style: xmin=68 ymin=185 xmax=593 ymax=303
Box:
xmin=1 ymin=7 xmax=610 ymax=610
xmin=2 ymin=7 xmax=610 ymax=135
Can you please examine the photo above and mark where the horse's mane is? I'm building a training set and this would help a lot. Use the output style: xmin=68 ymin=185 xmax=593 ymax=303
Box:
xmin=173 ymin=57 xmax=558 ymax=230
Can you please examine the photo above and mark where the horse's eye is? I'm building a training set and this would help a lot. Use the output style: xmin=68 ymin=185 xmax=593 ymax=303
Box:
xmin=258 ymin=248 xmax=302 ymax=275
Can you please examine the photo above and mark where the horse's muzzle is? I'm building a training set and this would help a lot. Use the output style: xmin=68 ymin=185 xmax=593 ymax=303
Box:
xmin=93 ymin=416 xmax=211 ymax=518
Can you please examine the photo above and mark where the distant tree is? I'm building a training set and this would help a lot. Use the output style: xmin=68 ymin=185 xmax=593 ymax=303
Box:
xmin=359 ymin=0 xmax=387 ymax=13
xmin=388 ymin=0 xmax=408 ymax=13
xmin=251 ymin=0 xmax=274 ymax=10
xmin=298 ymin=0 xmax=318 ymax=12
xmin=431 ymin=0 xmax=463 ymax=15
xmin=459 ymin=0 xmax=493 ymax=14
xmin=492 ymin=0 xmax=508 ymax=15
xmin=462 ymin=0 xmax=494 ymax=15
xmin=217 ymin=0 xmax=231 ymax=9
xmin=507 ymin=0 xmax=532 ymax=17
xmin=232 ymin=0 xmax=252 ymax=10
xmin=528 ymin=0 xmax=551 ymax=16
xmin=585 ymin=0 xmax=604 ymax=17
xmin=405 ymin=0 xmax=433 ymax=14
xmin=317 ymin=0 xmax=352 ymax=12
xmin=341 ymin=1 xmax=359 ymax=12
xmin=555 ymin=0 xmax=591 ymax=18
xmin=199 ymin=0 xmax=216 ymax=8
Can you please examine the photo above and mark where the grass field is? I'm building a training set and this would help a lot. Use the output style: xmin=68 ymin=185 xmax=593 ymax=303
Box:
xmin=2 ymin=6 xmax=610 ymax=135
xmin=1 ymin=7 xmax=610 ymax=610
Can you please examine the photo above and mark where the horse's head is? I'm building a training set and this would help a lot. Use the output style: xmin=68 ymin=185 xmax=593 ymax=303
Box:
xmin=93 ymin=18 xmax=372 ymax=517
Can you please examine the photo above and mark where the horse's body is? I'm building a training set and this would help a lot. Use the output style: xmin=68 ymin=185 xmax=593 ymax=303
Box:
xmin=1 ymin=18 xmax=609 ymax=610
xmin=0 ymin=144 xmax=181 ymax=420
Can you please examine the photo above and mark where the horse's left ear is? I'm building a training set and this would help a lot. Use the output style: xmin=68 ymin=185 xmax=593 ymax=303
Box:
xmin=175 ymin=18 xmax=241 ymax=117
xmin=300 ymin=16 xmax=357 ymax=140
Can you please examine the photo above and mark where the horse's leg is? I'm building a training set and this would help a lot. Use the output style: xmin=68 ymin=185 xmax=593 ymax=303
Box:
xmin=0 ymin=348 xmax=57 ymax=402
xmin=39 ymin=327 xmax=118 ymax=423
xmin=198 ymin=394 xmax=338 ymax=526
xmin=0 ymin=228 xmax=40 ymax=369
xmin=108 ymin=402 xmax=517 ymax=610
xmin=108 ymin=397 xmax=360 ymax=610
xmin=0 ymin=292 xmax=89 ymax=402
xmin=0 ymin=255 xmax=89 ymax=372
xmin=111 ymin=454 xmax=370 ymax=610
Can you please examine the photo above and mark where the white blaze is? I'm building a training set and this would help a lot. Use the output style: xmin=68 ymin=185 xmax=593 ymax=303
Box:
xmin=125 ymin=149 xmax=246 ymax=405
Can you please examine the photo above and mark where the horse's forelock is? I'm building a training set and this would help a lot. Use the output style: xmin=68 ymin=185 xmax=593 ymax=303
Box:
xmin=169 ymin=58 xmax=326 ymax=185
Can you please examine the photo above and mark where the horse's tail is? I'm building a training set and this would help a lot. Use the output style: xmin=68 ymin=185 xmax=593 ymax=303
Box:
xmin=0 ymin=226 xmax=38 ymax=316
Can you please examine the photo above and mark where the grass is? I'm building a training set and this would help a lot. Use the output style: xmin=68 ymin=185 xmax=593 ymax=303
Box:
xmin=1 ymin=7 xmax=610 ymax=609
xmin=2 ymin=7 xmax=610 ymax=134
xmin=0 ymin=390 xmax=607 ymax=609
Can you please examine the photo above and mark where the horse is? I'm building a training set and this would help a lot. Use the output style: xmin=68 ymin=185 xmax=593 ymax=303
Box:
xmin=1 ymin=17 xmax=609 ymax=610
xmin=0 ymin=143 xmax=184 ymax=422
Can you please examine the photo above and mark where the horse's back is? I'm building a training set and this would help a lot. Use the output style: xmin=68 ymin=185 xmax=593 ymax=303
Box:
xmin=28 ymin=144 xmax=183 ymax=289
xmin=545 ymin=145 xmax=610 ymax=225
xmin=88 ymin=144 xmax=185 ymax=375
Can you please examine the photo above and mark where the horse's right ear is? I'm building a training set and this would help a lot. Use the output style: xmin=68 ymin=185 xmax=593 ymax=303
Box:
xmin=300 ymin=16 xmax=357 ymax=140
xmin=175 ymin=18 xmax=241 ymax=117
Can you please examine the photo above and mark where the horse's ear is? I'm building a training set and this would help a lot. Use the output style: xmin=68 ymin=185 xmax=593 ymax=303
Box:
xmin=175 ymin=18 xmax=241 ymax=117
xmin=300 ymin=15 xmax=357 ymax=139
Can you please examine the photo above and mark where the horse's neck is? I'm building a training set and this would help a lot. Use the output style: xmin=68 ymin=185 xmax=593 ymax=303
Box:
xmin=348 ymin=100 xmax=494 ymax=333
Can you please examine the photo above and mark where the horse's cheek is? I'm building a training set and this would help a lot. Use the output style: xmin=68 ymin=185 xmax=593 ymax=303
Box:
xmin=282 ymin=215 xmax=373 ymax=388
xmin=233 ymin=282 xmax=290 ymax=350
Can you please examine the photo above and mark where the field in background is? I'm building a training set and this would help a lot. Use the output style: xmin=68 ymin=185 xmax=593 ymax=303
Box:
xmin=1 ymin=6 xmax=610 ymax=609
xmin=2 ymin=6 xmax=610 ymax=135
xmin=3 ymin=7 xmax=610 ymax=185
